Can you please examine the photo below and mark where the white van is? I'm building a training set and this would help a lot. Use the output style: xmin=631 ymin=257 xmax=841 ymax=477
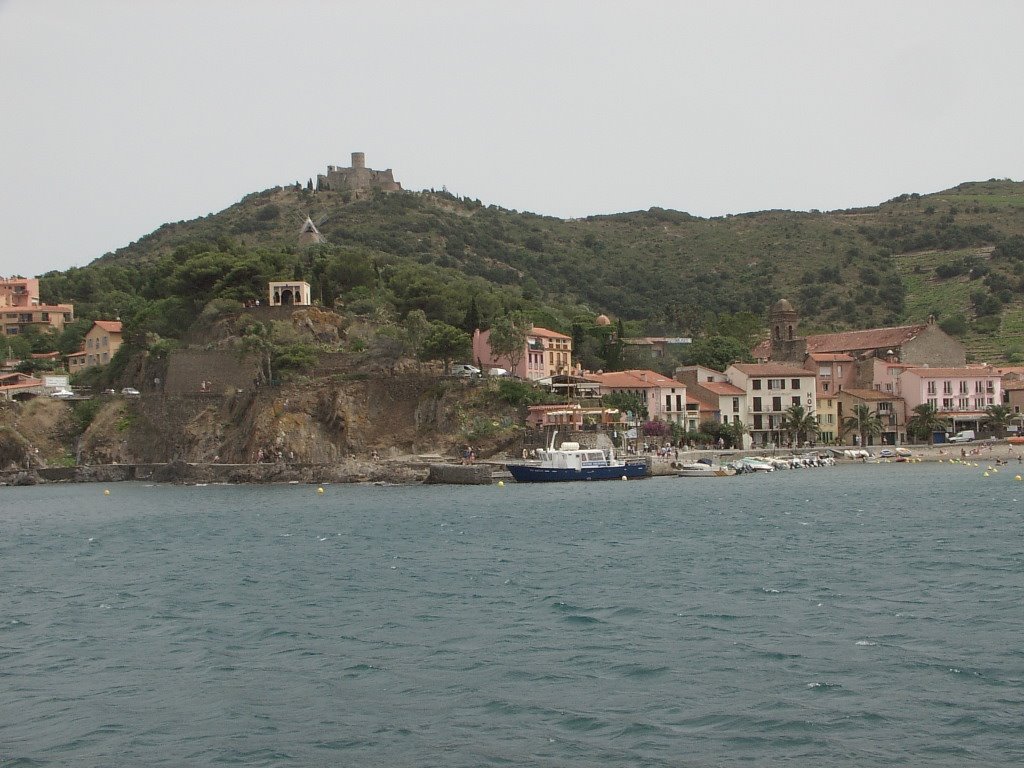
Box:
xmin=948 ymin=430 xmax=976 ymax=443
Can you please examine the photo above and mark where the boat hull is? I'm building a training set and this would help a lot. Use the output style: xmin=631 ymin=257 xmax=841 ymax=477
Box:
xmin=675 ymin=467 xmax=736 ymax=477
xmin=507 ymin=462 xmax=648 ymax=483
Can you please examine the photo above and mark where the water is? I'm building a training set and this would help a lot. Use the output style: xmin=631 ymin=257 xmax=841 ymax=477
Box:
xmin=2 ymin=464 xmax=1023 ymax=766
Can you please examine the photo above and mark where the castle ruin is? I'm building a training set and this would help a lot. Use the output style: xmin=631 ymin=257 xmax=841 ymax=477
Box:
xmin=316 ymin=152 xmax=402 ymax=193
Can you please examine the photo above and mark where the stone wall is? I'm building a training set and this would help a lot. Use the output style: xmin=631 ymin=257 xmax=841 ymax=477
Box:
xmin=165 ymin=349 xmax=260 ymax=396
xmin=904 ymin=323 xmax=967 ymax=366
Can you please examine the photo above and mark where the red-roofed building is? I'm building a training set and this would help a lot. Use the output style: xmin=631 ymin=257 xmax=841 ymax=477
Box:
xmin=726 ymin=363 xmax=817 ymax=447
xmin=585 ymin=369 xmax=695 ymax=428
xmin=755 ymin=301 xmax=966 ymax=386
xmin=836 ymin=387 xmax=906 ymax=446
xmin=675 ymin=366 xmax=749 ymax=438
xmin=0 ymin=371 xmax=44 ymax=401
xmin=0 ymin=276 xmax=75 ymax=337
xmin=77 ymin=320 xmax=123 ymax=369
xmin=898 ymin=366 xmax=1001 ymax=435
xmin=472 ymin=325 xmax=572 ymax=381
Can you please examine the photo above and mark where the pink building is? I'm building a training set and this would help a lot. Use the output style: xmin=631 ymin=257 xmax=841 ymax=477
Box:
xmin=472 ymin=325 xmax=572 ymax=381
xmin=898 ymin=366 xmax=1002 ymax=434
xmin=0 ymin=276 xmax=75 ymax=337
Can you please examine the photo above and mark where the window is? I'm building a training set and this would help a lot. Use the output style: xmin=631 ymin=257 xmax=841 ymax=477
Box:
xmin=927 ymin=397 xmax=937 ymax=408
xmin=975 ymin=398 xmax=985 ymax=410
xmin=927 ymin=381 xmax=936 ymax=395
xmin=791 ymin=379 xmax=800 ymax=389
xmin=943 ymin=381 xmax=952 ymax=395
xmin=822 ymin=382 xmax=830 ymax=393
xmin=958 ymin=398 xmax=969 ymax=410
xmin=877 ymin=402 xmax=891 ymax=413
xmin=767 ymin=379 xmax=785 ymax=390
xmin=753 ymin=415 xmax=763 ymax=429
xmin=942 ymin=398 xmax=953 ymax=409
xmin=732 ymin=397 xmax=739 ymax=412
xmin=986 ymin=380 xmax=995 ymax=393
xmin=752 ymin=379 xmax=762 ymax=390
xmin=818 ymin=366 xmax=831 ymax=377
xmin=959 ymin=381 xmax=969 ymax=395
xmin=792 ymin=396 xmax=800 ymax=407
xmin=836 ymin=365 xmax=843 ymax=377
xmin=772 ymin=396 xmax=782 ymax=411
xmin=975 ymin=381 xmax=984 ymax=394
xmin=753 ymin=397 xmax=762 ymax=412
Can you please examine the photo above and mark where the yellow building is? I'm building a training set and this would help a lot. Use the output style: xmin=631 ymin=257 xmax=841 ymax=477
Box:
xmin=80 ymin=320 xmax=123 ymax=368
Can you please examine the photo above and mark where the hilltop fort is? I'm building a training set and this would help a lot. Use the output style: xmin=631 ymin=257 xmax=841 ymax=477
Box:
xmin=316 ymin=152 xmax=402 ymax=193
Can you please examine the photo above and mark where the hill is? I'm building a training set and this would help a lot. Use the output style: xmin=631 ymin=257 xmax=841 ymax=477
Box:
xmin=37 ymin=176 xmax=1024 ymax=364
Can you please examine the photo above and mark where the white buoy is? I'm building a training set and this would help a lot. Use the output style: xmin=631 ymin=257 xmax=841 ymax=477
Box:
xmin=621 ymin=475 xmax=628 ymax=481
xmin=317 ymin=486 xmax=325 ymax=494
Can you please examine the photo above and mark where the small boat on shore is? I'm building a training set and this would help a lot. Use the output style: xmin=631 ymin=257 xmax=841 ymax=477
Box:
xmin=506 ymin=434 xmax=648 ymax=483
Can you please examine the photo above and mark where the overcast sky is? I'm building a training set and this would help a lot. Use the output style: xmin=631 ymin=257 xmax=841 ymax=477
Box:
xmin=2 ymin=0 xmax=1023 ymax=277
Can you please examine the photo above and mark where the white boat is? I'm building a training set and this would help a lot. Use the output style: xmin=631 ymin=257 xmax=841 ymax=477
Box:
xmin=737 ymin=457 xmax=775 ymax=472
xmin=674 ymin=462 xmax=736 ymax=477
xmin=507 ymin=433 xmax=648 ymax=483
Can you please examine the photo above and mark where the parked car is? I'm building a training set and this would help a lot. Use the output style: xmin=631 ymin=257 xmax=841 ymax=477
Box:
xmin=450 ymin=364 xmax=481 ymax=377
xmin=487 ymin=367 xmax=510 ymax=377
xmin=50 ymin=388 xmax=75 ymax=399
xmin=121 ymin=387 xmax=141 ymax=396
xmin=948 ymin=430 xmax=976 ymax=443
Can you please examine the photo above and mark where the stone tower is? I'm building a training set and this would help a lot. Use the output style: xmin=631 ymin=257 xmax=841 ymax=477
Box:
xmin=768 ymin=298 xmax=805 ymax=362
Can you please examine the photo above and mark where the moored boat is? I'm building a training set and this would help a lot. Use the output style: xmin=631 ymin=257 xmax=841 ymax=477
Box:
xmin=506 ymin=434 xmax=648 ymax=482
xmin=674 ymin=461 xmax=736 ymax=477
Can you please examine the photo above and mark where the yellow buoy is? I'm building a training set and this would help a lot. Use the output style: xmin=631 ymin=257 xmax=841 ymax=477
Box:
xmin=1015 ymin=475 xmax=1022 ymax=481
xmin=497 ymin=480 xmax=504 ymax=487
xmin=103 ymin=489 xmax=110 ymax=495
xmin=317 ymin=486 xmax=325 ymax=494
xmin=983 ymin=471 xmax=990 ymax=477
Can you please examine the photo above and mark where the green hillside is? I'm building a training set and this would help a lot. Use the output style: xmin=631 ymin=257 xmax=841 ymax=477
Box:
xmin=35 ymin=177 xmax=1024 ymax=367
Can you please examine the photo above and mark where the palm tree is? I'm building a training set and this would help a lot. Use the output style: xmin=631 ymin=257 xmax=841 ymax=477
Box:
xmin=727 ymin=419 xmax=750 ymax=449
xmin=984 ymin=404 xmax=1014 ymax=438
xmin=905 ymin=403 xmax=947 ymax=445
xmin=782 ymin=404 xmax=819 ymax=447
xmin=842 ymin=403 xmax=883 ymax=447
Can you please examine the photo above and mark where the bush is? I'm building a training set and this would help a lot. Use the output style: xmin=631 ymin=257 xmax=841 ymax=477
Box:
xmin=939 ymin=315 xmax=968 ymax=336
xmin=494 ymin=378 xmax=547 ymax=407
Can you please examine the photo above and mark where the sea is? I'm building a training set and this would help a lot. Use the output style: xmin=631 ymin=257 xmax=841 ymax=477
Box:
xmin=2 ymin=463 xmax=1023 ymax=767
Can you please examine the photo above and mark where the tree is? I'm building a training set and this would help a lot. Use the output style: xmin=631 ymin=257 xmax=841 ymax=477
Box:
xmin=782 ymin=404 xmax=819 ymax=446
xmin=487 ymin=312 xmax=529 ymax=375
xmin=842 ymin=403 xmax=883 ymax=446
xmin=603 ymin=390 xmax=648 ymax=422
xmin=418 ymin=321 xmax=471 ymax=374
xmin=905 ymin=403 xmax=947 ymax=444
xmin=679 ymin=335 xmax=752 ymax=371
xmin=726 ymin=419 xmax=750 ymax=449
xmin=462 ymin=295 xmax=480 ymax=335
xmin=984 ymin=404 xmax=1013 ymax=437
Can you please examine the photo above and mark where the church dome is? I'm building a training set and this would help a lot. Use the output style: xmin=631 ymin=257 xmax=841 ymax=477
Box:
xmin=771 ymin=299 xmax=795 ymax=314
xmin=595 ymin=314 xmax=611 ymax=326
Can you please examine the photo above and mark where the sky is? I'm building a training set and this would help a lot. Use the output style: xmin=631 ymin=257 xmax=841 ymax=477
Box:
xmin=2 ymin=0 xmax=1023 ymax=277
